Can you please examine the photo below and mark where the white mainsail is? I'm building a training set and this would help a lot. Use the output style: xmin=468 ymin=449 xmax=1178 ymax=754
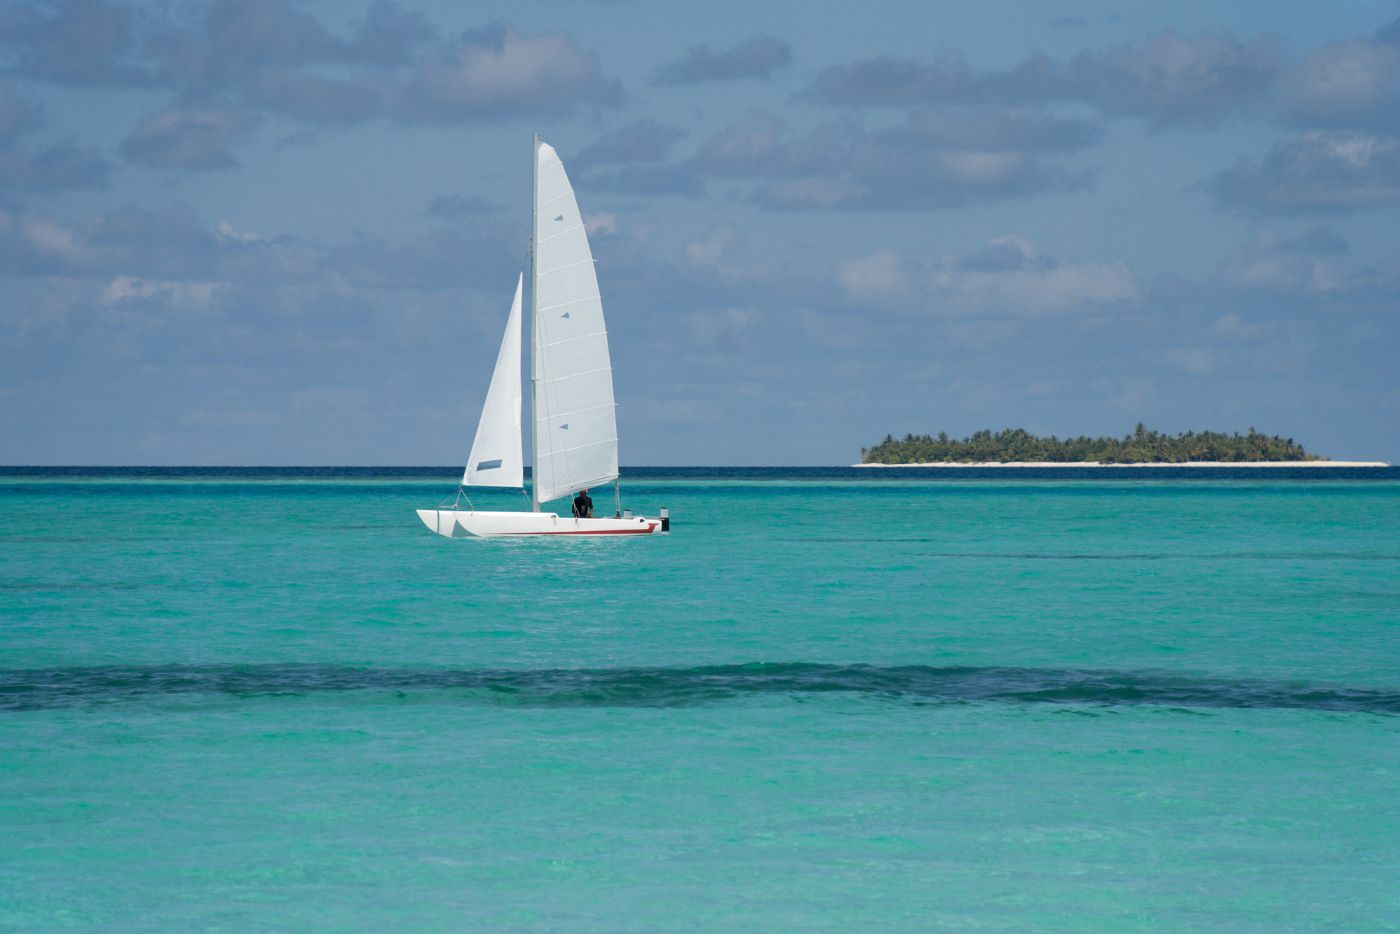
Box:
xmin=531 ymin=140 xmax=619 ymax=505
xmin=462 ymin=274 xmax=524 ymax=488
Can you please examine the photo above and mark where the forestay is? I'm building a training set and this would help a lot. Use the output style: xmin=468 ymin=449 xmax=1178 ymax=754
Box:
xmin=462 ymin=274 xmax=524 ymax=488
xmin=531 ymin=141 xmax=619 ymax=505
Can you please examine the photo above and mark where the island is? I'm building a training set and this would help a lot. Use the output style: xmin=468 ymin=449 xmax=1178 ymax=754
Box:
xmin=857 ymin=425 xmax=1389 ymax=467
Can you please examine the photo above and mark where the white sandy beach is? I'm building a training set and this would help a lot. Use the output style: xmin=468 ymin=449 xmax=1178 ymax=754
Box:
xmin=853 ymin=461 xmax=1391 ymax=468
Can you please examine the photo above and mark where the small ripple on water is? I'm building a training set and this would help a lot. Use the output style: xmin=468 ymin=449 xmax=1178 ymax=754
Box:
xmin=781 ymin=544 xmax=1400 ymax=561
xmin=1 ymin=663 xmax=1397 ymax=715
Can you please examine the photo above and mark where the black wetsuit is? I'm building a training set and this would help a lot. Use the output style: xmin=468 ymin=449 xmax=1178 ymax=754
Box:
xmin=572 ymin=492 xmax=593 ymax=518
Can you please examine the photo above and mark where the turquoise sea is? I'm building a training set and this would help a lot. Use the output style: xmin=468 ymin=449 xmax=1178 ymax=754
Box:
xmin=3 ymin=467 xmax=1398 ymax=931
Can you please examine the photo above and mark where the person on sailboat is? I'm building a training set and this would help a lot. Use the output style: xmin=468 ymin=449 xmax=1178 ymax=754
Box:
xmin=572 ymin=488 xmax=594 ymax=518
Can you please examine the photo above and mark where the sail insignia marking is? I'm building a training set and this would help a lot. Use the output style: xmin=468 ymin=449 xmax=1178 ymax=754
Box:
xmin=459 ymin=273 xmax=524 ymax=488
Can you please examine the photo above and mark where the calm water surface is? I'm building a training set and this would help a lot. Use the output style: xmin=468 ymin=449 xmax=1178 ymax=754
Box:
xmin=2 ymin=467 xmax=1398 ymax=930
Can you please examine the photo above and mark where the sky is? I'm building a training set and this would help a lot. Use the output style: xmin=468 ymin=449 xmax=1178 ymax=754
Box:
xmin=2 ymin=0 xmax=1398 ymax=466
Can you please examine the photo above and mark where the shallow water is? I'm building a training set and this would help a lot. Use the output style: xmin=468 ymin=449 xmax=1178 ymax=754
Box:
xmin=3 ymin=468 xmax=1398 ymax=930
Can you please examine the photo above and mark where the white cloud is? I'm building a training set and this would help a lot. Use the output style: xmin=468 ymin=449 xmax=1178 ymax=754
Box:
xmin=583 ymin=212 xmax=617 ymax=236
xmin=686 ymin=307 xmax=756 ymax=354
xmin=693 ymin=110 xmax=1097 ymax=211
xmin=217 ymin=221 xmax=260 ymax=243
xmin=939 ymin=262 xmax=1138 ymax=312
xmin=119 ymin=107 xmax=258 ymax=170
xmin=21 ymin=215 xmax=80 ymax=256
xmin=838 ymin=237 xmax=1138 ymax=315
xmin=1207 ymin=131 xmax=1400 ymax=215
xmin=400 ymin=27 xmax=615 ymax=120
xmin=1217 ymin=229 xmax=1345 ymax=293
xmin=1279 ymin=39 xmax=1400 ymax=128
xmin=932 ymin=150 xmax=1031 ymax=186
xmin=102 ymin=276 xmax=217 ymax=307
xmin=685 ymin=224 xmax=744 ymax=267
xmin=1164 ymin=346 xmax=1217 ymax=374
xmin=1213 ymin=313 xmax=1272 ymax=338
xmin=811 ymin=29 xmax=1281 ymax=128
xmin=837 ymin=250 xmax=904 ymax=297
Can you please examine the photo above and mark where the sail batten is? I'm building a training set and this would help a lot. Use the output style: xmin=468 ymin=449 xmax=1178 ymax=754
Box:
xmin=536 ymin=402 xmax=617 ymax=421
xmin=530 ymin=141 xmax=620 ymax=505
xmin=462 ymin=274 xmax=524 ymax=488
xmin=540 ymin=258 xmax=596 ymax=274
xmin=541 ymin=332 xmax=608 ymax=349
xmin=544 ymin=365 xmax=613 ymax=381
xmin=540 ymin=440 xmax=618 ymax=456
xmin=539 ymin=297 xmax=600 ymax=312
xmin=541 ymin=224 xmax=588 ymax=239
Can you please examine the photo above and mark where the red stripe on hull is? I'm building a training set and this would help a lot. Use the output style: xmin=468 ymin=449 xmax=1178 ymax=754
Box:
xmin=508 ymin=522 xmax=659 ymax=536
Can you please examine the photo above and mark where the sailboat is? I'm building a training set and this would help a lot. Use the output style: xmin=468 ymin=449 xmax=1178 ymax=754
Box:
xmin=416 ymin=136 xmax=668 ymax=538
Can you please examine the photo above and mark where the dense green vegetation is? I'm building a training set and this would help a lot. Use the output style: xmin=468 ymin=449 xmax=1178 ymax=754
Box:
xmin=861 ymin=425 xmax=1321 ymax=464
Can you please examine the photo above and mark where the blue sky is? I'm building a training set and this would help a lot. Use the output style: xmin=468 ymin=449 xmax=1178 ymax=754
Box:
xmin=2 ymin=0 xmax=1398 ymax=465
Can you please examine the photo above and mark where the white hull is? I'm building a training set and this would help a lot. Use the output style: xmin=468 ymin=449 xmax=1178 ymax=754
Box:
xmin=416 ymin=509 xmax=662 ymax=538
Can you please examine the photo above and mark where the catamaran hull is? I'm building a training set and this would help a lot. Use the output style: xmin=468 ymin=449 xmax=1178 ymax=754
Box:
xmin=416 ymin=509 xmax=662 ymax=538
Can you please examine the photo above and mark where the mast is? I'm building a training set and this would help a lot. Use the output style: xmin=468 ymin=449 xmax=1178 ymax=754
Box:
xmin=529 ymin=133 xmax=541 ymax=512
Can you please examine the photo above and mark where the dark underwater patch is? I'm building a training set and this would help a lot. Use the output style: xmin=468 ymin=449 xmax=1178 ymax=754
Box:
xmin=3 ymin=663 xmax=1397 ymax=715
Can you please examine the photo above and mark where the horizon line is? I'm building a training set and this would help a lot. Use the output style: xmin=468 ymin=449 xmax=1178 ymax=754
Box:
xmin=1 ymin=463 xmax=1391 ymax=470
